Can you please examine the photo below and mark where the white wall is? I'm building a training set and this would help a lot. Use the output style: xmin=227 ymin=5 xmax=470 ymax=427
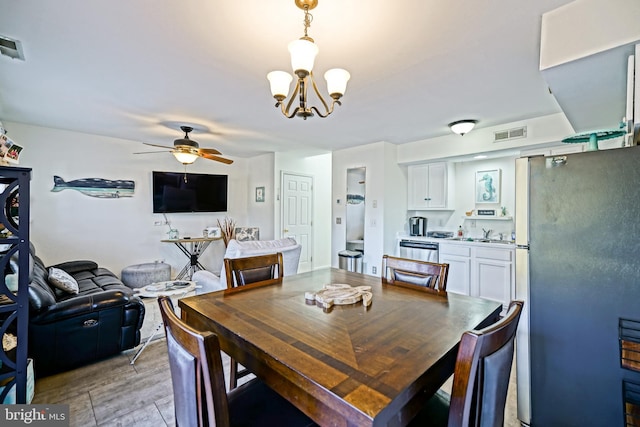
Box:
xmin=274 ymin=151 xmax=332 ymax=270
xmin=246 ymin=153 xmax=275 ymax=240
xmin=540 ymin=0 xmax=640 ymax=70
xmin=6 ymin=121 xmax=251 ymax=277
xmin=397 ymin=113 xmax=573 ymax=164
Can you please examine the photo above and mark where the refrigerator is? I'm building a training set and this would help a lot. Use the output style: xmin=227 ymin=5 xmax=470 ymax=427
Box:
xmin=515 ymin=146 xmax=640 ymax=426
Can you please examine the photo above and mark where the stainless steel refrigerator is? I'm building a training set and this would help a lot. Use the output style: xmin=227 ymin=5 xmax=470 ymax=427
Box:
xmin=515 ymin=146 xmax=640 ymax=426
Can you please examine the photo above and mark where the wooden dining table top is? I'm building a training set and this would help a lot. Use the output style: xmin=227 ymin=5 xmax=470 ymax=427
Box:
xmin=179 ymin=267 xmax=502 ymax=427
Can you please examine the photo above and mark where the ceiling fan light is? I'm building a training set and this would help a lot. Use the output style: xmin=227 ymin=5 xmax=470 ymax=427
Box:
xmin=288 ymin=39 xmax=318 ymax=76
xmin=267 ymin=71 xmax=293 ymax=99
xmin=324 ymin=68 xmax=350 ymax=98
xmin=449 ymin=120 xmax=478 ymax=136
xmin=173 ymin=151 xmax=199 ymax=164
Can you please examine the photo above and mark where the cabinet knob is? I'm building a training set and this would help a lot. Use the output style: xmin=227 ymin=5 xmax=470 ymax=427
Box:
xmin=424 ymin=197 xmax=431 ymax=201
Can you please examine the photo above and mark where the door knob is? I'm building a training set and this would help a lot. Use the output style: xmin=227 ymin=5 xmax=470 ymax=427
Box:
xmin=283 ymin=229 xmax=289 ymax=233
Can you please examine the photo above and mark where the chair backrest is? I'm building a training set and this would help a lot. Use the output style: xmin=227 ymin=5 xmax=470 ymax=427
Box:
xmin=448 ymin=300 xmax=524 ymax=427
xmin=158 ymin=296 xmax=231 ymax=427
xmin=381 ymin=255 xmax=449 ymax=294
xmin=224 ymin=252 xmax=284 ymax=289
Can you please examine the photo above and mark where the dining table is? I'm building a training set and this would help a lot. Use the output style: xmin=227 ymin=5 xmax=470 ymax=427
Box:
xmin=179 ymin=267 xmax=502 ymax=427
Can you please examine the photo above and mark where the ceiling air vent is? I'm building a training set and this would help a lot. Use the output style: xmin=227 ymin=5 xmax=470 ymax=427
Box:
xmin=0 ymin=35 xmax=25 ymax=60
xmin=494 ymin=126 xmax=527 ymax=142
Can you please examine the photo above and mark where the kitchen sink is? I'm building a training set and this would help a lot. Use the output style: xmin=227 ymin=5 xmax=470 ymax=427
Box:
xmin=446 ymin=237 xmax=513 ymax=244
xmin=474 ymin=239 xmax=513 ymax=244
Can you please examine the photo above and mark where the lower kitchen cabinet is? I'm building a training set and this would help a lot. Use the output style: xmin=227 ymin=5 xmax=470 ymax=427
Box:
xmin=471 ymin=247 xmax=513 ymax=310
xmin=439 ymin=242 xmax=514 ymax=309
xmin=439 ymin=244 xmax=471 ymax=295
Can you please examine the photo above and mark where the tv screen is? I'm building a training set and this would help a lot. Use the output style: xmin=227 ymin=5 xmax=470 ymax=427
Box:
xmin=152 ymin=171 xmax=228 ymax=213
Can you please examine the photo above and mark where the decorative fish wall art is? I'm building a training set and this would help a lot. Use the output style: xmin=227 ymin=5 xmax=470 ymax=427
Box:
xmin=346 ymin=194 xmax=365 ymax=205
xmin=51 ymin=176 xmax=135 ymax=198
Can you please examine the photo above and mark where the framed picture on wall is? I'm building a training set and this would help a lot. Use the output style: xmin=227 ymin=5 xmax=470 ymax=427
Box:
xmin=255 ymin=186 xmax=265 ymax=202
xmin=475 ymin=169 xmax=500 ymax=204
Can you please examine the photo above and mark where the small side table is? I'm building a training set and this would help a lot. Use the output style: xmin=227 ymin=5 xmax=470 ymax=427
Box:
xmin=161 ymin=237 xmax=221 ymax=279
xmin=130 ymin=280 xmax=197 ymax=364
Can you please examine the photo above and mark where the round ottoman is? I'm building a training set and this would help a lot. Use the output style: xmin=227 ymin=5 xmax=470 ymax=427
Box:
xmin=121 ymin=262 xmax=171 ymax=289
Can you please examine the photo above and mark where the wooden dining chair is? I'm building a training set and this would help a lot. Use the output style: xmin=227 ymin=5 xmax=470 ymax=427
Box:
xmin=408 ymin=300 xmax=524 ymax=427
xmin=224 ymin=252 xmax=283 ymax=389
xmin=382 ymin=255 xmax=449 ymax=294
xmin=224 ymin=252 xmax=284 ymax=290
xmin=157 ymin=296 xmax=316 ymax=427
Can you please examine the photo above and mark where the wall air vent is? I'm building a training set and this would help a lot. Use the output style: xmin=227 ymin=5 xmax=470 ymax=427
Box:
xmin=494 ymin=126 xmax=527 ymax=142
xmin=0 ymin=35 xmax=25 ymax=60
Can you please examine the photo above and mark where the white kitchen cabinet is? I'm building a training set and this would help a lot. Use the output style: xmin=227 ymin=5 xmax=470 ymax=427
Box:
xmin=439 ymin=243 xmax=470 ymax=295
xmin=407 ymin=162 xmax=453 ymax=210
xmin=439 ymin=242 xmax=514 ymax=309
xmin=471 ymin=247 xmax=514 ymax=310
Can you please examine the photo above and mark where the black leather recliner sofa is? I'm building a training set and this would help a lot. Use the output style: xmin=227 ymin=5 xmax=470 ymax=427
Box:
xmin=26 ymin=250 xmax=145 ymax=376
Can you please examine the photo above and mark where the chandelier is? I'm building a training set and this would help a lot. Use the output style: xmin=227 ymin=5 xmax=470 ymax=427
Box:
xmin=267 ymin=0 xmax=350 ymax=119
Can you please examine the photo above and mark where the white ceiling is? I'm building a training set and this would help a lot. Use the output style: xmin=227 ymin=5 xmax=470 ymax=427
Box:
xmin=0 ymin=0 xmax=573 ymax=159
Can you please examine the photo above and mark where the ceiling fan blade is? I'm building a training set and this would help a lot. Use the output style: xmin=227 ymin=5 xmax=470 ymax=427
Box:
xmin=143 ymin=142 xmax=175 ymax=150
xmin=133 ymin=150 xmax=171 ymax=154
xmin=200 ymin=152 xmax=234 ymax=164
xmin=197 ymin=147 xmax=222 ymax=155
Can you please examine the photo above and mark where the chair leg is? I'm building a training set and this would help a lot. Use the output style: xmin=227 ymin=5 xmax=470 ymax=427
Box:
xmin=229 ymin=358 xmax=239 ymax=390
xmin=229 ymin=358 xmax=251 ymax=390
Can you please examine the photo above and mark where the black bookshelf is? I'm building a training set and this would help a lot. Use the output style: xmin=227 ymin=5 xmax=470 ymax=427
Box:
xmin=0 ymin=166 xmax=30 ymax=404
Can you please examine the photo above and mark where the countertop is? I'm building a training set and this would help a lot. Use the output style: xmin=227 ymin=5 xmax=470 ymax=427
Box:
xmin=397 ymin=234 xmax=516 ymax=249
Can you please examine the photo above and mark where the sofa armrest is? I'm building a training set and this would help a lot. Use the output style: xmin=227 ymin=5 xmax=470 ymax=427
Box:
xmin=31 ymin=290 xmax=133 ymax=324
xmin=49 ymin=260 xmax=99 ymax=274
xmin=192 ymin=270 xmax=225 ymax=294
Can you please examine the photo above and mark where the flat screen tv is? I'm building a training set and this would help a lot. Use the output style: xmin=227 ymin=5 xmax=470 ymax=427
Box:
xmin=152 ymin=171 xmax=228 ymax=213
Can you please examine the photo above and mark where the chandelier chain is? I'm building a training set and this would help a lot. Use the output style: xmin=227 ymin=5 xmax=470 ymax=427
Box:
xmin=302 ymin=6 xmax=313 ymax=38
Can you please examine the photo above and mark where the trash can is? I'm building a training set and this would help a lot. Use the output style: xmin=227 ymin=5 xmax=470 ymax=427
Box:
xmin=338 ymin=250 xmax=363 ymax=273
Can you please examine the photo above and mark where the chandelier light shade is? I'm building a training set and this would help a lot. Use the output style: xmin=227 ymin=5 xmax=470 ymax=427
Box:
xmin=172 ymin=151 xmax=199 ymax=164
xmin=267 ymin=0 xmax=349 ymax=119
xmin=267 ymin=71 xmax=294 ymax=99
xmin=288 ymin=39 xmax=318 ymax=76
xmin=325 ymin=68 xmax=351 ymax=97
xmin=449 ymin=120 xmax=478 ymax=136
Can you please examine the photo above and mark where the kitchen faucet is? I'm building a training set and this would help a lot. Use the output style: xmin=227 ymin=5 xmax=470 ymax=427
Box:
xmin=483 ymin=228 xmax=492 ymax=239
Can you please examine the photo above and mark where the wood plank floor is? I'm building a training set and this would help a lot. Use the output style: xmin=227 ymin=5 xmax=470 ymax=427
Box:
xmin=31 ymin=338 xmax=521 ymax=427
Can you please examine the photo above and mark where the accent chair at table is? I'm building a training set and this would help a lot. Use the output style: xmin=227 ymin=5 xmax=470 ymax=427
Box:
xmin=157 ymin=296 xmax=316 ymax=427
xmin=408 ymin=300 xmax=524 ymax=427
xmin=382 ymin=254 xmax=449 ymax=294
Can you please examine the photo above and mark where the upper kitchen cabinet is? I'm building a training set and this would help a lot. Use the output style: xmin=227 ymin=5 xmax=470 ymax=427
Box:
xmin=540 ymin=0 xmax=640 ymax=136
xmin=407 ymin=162 xmax=454 ymax=210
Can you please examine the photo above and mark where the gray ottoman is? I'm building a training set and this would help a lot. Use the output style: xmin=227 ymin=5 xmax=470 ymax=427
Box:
xmin=121 ymin=262 xmax=171 ymax=289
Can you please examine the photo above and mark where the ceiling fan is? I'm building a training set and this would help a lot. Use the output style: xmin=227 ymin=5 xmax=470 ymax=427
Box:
xmin=137 ymin=125 xmax=233 ymax=165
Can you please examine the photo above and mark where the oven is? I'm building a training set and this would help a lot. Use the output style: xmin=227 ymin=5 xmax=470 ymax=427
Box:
xmin=398 ymin=240 xmax=439 ymax=263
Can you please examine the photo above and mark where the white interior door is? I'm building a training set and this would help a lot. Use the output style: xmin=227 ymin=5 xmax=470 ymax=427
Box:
xmin=282 ymin=172 xmax=313 ymax=273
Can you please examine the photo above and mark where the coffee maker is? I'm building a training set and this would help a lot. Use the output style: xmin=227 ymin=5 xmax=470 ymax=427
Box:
xmin=409 ymin=216 xmax=427 ymax=236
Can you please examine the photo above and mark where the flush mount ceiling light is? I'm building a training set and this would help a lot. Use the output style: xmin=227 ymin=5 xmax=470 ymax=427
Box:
xmin=267 ymin=0 xmax=350 ymax=120
xmin=449 ymin=120 xmax=478 ymax=136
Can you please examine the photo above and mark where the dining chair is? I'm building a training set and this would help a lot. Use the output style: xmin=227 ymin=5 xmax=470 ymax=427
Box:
xmin=224 ymin=252 xmax=283 ymax=389
xmin=381 ymin=255 xmax=449 ymax=294
xmin=157 ymin=296 xmax=316 ymax=427
xmin=224 ymin=252 xmax=284 ymax=290
xmin=408 ymin=300 xmax=524 ymax=427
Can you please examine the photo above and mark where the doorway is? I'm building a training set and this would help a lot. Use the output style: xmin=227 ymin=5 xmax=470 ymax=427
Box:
xmin=346 ymin=167 xmax=365 ymax=254
xmin=281 ymin=172 xmax=313 ymax=273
